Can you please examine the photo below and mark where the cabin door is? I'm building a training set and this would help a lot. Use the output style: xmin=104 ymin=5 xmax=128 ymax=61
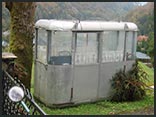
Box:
xmin=72 ymin=32 xmax=99 ymax=103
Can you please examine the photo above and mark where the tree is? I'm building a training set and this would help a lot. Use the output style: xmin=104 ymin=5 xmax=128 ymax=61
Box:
xmin=5 ymin=2 xmax=36 ymax=90
xmin=147 ymin=32 xmax=154 ymax=65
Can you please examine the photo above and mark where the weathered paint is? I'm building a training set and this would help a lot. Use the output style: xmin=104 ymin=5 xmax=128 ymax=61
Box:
xmin=34 ymin=61 xmax=73 ymax=106
xmin=35 ymin=19 xmax=138 ymax=31
xmin=73 ymin=64 xmax=99 ymax=103
xmin=34 ymin=60 xmax=135 ymax=107
xmin=34 ymin=19 xmax=138 ymax=107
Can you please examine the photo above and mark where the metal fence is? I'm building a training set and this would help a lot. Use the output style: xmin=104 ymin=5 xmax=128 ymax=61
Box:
xmin=2 ymin=70 xmax=46 ymax=115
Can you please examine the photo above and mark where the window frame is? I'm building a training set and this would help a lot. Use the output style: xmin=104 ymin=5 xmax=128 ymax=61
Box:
xmin=74 ymin=31 xmax=102 ymax=65
xmin=124 ymin=31 xmax=136 ymax=61
xmin=102 ymin=30 xmax=125 ymax=63
xmin=36 ymin=28 xmax=48 ymax=64
xmin=48 ymin=31 xmax=73 ymax=65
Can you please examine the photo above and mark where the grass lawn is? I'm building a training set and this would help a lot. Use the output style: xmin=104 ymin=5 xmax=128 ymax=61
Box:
xmin=31 ymin=61 xmax=154 ymax=115
xmin=35 ymin=93 xmax=154 ymax=115
xmin=138 ymin=61 xmax=154 ymax=86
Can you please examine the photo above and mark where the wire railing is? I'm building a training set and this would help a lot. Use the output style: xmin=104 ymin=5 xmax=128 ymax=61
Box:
xmin=2 ymin=70 xmax=46 ymax=115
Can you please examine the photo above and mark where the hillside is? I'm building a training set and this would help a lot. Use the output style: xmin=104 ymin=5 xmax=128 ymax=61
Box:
xmin=124 ymin=2 xmax=154 ymax=65
xmin=2 ymin=2 xmax=137 ymax=31
xmin=35 ymin=2 xmax=135 ymax=21
xmin=124 ymin=2 xmax=154 ymax=35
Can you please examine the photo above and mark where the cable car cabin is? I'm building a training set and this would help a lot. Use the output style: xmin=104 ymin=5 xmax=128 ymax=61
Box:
xmin=34 ymin=19 xmax=138 ymax=107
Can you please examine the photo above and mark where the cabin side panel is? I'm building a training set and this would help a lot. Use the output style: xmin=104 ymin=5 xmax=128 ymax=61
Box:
xmin=73 ymin=64 xmax=99 ymax=103
xmin=98 ymin=60 xmax=135 ymax=98
xmin=47 ymin=65 xmax=73 ymax=105
xmin=34 ymin=61 xmax=49 ymax=104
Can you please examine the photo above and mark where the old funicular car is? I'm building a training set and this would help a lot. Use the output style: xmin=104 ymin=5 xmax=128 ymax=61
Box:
xmin=34 ymin=19 xmax=138 ymax=107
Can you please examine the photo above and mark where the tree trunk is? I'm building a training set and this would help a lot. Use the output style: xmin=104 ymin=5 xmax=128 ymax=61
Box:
xmin=5 ymin=2 xmax=36 ymax=90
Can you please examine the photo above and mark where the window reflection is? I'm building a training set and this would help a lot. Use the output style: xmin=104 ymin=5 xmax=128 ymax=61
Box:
xmin=37 ymin=29 xmax=47 ymax=63
xmin=75 ymin=33 xmax=98 ymax=65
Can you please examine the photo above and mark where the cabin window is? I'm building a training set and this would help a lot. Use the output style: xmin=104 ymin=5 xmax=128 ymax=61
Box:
xmin=102 ymin=31 xmax=124 ymax=62
xmin=75 ymin=32 xmax=98 ymax=65
xmin=37 ymin=29 xmax=48 ymax=63
xmin=126 ymin=31 xmax=134 ymax=60
xmin=49 ymin=31 xmax=72 ymax=65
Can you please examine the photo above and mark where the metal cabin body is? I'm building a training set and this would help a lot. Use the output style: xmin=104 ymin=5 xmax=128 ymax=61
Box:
xmin=34 ymin=19 xmax=138 ymax=107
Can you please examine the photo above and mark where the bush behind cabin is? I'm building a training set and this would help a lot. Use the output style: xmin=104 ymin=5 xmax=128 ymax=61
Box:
xmin=110 ymin=61 xmax=149 ymax=102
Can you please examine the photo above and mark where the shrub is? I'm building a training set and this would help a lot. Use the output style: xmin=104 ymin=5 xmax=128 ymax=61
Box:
xmin=110 ymin=61 xmax=149 ymax=102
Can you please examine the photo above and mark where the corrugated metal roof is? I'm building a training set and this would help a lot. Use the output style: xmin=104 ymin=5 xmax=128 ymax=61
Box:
xmin=136 ymin=52 xmax=151 ymax=60
xmin=35 ymin=19 xmax=138 ymax=31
